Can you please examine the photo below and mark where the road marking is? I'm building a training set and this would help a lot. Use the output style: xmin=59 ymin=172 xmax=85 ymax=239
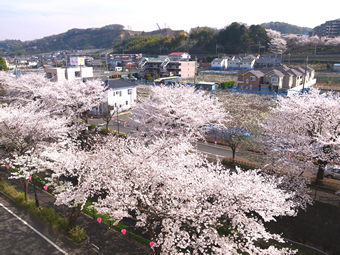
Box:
xmin=0 ymin=202 xmax=68 ymax=255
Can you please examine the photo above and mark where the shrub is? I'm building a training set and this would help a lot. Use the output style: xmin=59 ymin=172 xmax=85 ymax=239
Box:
xmin=69 ymin=225 xmax=87 ymax=243
xmin=0 ymin=180 xmax=25 ymax=203
xmin=88 ymin=123 xmax=96 ymax=130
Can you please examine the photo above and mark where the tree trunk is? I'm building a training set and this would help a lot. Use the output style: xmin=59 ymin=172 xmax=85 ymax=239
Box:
xmin=67 ymin=206 xmax=81 ymax=229
xmin=315 ymin=161 xmax=326 ymax=185
xmin=24 ymin=179 xmax=29 ymax=202
xmin=231 ymin=146 xmax=236 ymax=162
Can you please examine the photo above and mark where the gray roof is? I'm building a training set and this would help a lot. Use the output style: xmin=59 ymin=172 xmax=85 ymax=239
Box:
xmin=104 ymin=78 xmax=136 ymax=90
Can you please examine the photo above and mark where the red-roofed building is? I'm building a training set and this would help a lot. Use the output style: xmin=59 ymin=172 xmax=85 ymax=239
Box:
xmin=168 ymin=52 xmax=191 ymax=61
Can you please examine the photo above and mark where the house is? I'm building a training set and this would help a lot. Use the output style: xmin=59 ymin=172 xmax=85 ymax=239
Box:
xmin=238 ymin=58 xmax=256 ymax=70
xmin=90 ymin=78 xmax=137 ymax=116
xmin=254 ymin=55 xmax=282 ymax=68
xmin=237 ymin=70 xmax=265 ymax=90
xmin=45 ymin=66 xmax=94 ymax=82
xmin=237 ymin=65 xmax=316 ymax=91
xmin=168 ymin=52 xmax=191 ymax=61
xmin=210 ymin=58 xmax=229 ymax=70
xmin=139 ymin=57 xmax=196 ymax=79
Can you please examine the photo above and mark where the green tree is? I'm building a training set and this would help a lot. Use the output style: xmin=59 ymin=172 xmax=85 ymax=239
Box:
xmin=218 ymin=23 xmax=252 ymax=53
xmin=248 ymin=25 xmax=270 ymax=51
xmin=0 ymin=57 xmax=8 ymax=71
xmin=144 ymin=73 xmax=153 ymax=81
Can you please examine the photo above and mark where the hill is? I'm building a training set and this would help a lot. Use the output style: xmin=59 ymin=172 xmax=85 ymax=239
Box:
xmin=0 ymin=24 xmax=185 ymax=56
xmin=261 ymin=22 xmax=312 ymax=35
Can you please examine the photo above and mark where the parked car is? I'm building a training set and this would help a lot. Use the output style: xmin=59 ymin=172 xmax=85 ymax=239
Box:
xmin=324 ymin=166 xmax=340 ymax=179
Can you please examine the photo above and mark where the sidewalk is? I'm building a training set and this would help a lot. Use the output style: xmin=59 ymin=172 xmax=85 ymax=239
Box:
xmin=0 ymin=167 xmax=151 ymax=255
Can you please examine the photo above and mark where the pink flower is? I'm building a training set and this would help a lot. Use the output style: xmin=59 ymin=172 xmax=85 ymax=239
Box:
xmin=5 ymin=165 xmax=9 ymax=169
xmin=214 ymin=141 xmax=217 ymax=144
xmin=121 ymin=229 xmax=126 ymax=235
xmin=97 ymin=218 xmax=102 ymax=223
xmin=43 ymin=186 xmax=48 ymax=190
xmin=28 ymin=176 xmax=32 ymax=180
xmin=112 ymin=118 xmax=114 ymax=121
xmin=149 ymin=241 xmax=155 ymax=248
xmin=261 ymin=151 xmax=264 ymax=154
xmin=100 ymin=118 xmax=103 ymax=120
xmin=91 ymin=116 xmax=93 ymax=119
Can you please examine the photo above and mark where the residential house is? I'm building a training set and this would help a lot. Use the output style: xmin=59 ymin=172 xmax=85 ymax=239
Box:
xmin=237 ymin=65 xmax=316 ymax=91
xmin=139 ymin=57 xmax=195 ymax=78
xmin=238 ymin=58 xmax=256 ymax=69
xmin=168 ymin=52 xmax=191 ymax=61
xmin=254 ymin=55 xmax=282 ymax=68
xmin=237 ymin=70 xmax=265 ymax=90
xmin=90 ymin=78 xmax=137 ymax=116
xmin=210 ymin=58 xmax=229 ymax=70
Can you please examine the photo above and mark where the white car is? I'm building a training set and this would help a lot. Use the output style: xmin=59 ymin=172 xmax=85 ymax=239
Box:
xmin=324 ymin=166 xmax=340 ymax=179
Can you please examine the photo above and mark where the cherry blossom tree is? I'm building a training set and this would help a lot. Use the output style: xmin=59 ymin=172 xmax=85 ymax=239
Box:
xmin=213 ymin=91 xmax=273 ymax=161
xmin=44 ymin=134 xmax=300 ymax=254
xmin=0 ymin=102 xmax=69 ymax=201
xmin=261 ymin=88 xmax=340 ymax=184
xmin=0 ymin=72 xmax=108 ymax=122
xmin=266 ymin=29 xmax=282 ymax=39
xmin=129 ymin=84 xmax=228 ymax=140
xmin=269 ymin=38 xmax=287 ymax=55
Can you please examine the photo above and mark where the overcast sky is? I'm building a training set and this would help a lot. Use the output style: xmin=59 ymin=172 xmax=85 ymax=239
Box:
xmin=1 ymin=0 xmax=339 ymax=41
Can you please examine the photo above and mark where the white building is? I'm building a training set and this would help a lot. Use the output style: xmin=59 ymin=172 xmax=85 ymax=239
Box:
xmin=90 ymin=79 xmax=137 ymax=116
xmin=45 ymin=66 xmax=94 ymax=82
xmin=210 ymin=58 xmax=229 ymax=70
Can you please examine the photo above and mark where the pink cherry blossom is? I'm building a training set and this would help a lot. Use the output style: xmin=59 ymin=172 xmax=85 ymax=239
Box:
xmin=43 ymin=186 xmax=48 ymax=190
xmin=121 ymin=229 xmax=126 ymax=235
xmin=149 ymin=241 xmax=155 ymax=248
xmin=97 ymin=218 xmax=102 ymax=223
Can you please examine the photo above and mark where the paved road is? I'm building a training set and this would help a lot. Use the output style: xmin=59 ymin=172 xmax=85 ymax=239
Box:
xmin=88 ymin=118 xmax=237 ymax=159
xmin=0 ymin=195 xmax=73 ymax=255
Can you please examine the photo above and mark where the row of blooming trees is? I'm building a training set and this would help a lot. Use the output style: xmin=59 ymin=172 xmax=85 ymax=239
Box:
xmin=0 ymin=72 xmax=320 ymax=254
xmin=0 ymin=72 xmax=108 ymax=202
xmin=41 ymin=84 xmax=310 ymax=254
xmin=262 ymin=88 xmax=340 ymax=184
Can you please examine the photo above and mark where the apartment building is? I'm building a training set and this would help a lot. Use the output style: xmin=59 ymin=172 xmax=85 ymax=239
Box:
xmin=139 ymin=57 xmax=195 ymax=79
xmin=313 ymin=19 xmax=340 ymax=37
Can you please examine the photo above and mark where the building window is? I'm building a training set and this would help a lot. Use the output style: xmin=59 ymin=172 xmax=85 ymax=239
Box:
xmin=271 ymin=77 xmax=278 ymax=83
xmin=126 ymin=101 xmax=128 ymax=105
xmin=113 ymin=92 xmax=115 ymax=96
xmin=119 ymin=91 xmax=122 ymax=96
xmin=250 ymin=76 xmax=256 ymax=81
xmin=46 ymin=73 xmax=52 ymax=79
xmin=128 ymin=89 xmax=132 ymax=94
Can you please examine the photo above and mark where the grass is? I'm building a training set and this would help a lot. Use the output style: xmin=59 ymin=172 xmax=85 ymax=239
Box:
xmin=0 ymin=179 xmax=86 ymax=243
xmin=82 ymin=200 xmax=150 ymax=246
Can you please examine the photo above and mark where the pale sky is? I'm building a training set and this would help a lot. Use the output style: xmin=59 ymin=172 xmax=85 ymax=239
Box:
xmin=1 ymin=0 xmax=339 ymax=41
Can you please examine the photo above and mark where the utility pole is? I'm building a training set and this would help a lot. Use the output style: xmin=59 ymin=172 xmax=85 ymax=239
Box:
xmin=302 ymin=56 xmax=309 ymax=92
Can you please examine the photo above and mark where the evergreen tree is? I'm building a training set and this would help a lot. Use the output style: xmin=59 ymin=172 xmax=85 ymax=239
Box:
xmin=0 ymin=56 xmax=8 ymax=71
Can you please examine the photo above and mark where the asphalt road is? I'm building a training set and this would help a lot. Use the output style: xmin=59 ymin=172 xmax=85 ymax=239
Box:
xmin=0 ymin=195 xmax=74 ymax=255
xmin=88 ymin=118 xmax=235 ymax=159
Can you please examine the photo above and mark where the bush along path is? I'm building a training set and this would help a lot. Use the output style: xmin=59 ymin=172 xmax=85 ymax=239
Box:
xmin=0 ymin=166 xmax=151 ymax=255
